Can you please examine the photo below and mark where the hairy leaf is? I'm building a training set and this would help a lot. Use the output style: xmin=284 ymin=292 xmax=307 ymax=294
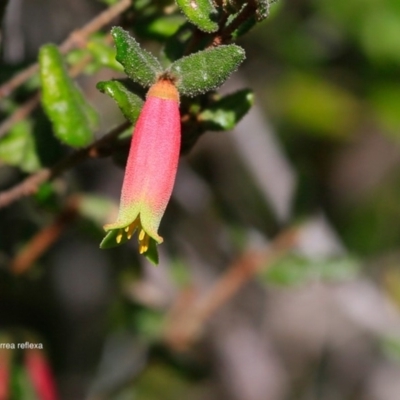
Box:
xmin=39 ymin=44 xmax=98 ymax=147
xmin=97 ymin=80 xmax=144 ymax=123
xmin=112 ymin=27 xmax=163 ymax=87
xmin=169 ymin=44 xmax=245 ymax=96
xmin=175 ymin=0 xmax=219 ymax=32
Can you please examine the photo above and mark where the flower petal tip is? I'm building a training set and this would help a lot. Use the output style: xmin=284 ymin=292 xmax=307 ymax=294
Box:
xmin=145 ymin=238 xmax=159 ymax=265
xmin=99 ymin=230 xmax=125 ymax=249
xmin=100 ymin=228 xmax=160 ymax=265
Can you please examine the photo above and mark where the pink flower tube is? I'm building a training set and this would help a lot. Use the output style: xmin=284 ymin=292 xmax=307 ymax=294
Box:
xmin=0 ymin=348 xmax=10 ymax=400
xmin=25 ymin=350 xmax=58 ymax=400
xmin=100 ymin=79 xmax=181 ymax=262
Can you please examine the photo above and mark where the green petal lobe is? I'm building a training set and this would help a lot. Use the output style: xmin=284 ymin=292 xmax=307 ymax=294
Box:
xmin=100 ymin=229 xmax=159 ymax=265
xmin=100 ymin=229 xmax=128 ymax=249
xmin=145 ymin=239 xmax=159 ymax=265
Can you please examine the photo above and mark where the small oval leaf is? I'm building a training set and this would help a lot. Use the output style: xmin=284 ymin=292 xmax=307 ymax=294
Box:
xmin=39 ymin=44 xmax=98 ymax=147
xmin=0 ymin=120 xmax=41 ymax=172
xmin=97 ymin=80 xmax=144 ymax=123
xmin=199 ymin=89 xmax=254 ymax=130
xmin=111 ymin=26 xmax=163 ymax=87
xmin=168 ymin=44 xmax=246 ymax=96
xmin=175 ymin=0 xmax=219 ymax=33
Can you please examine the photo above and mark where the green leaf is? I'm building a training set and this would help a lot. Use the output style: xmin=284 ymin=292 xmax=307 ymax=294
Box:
xmin=369 ymin=84 xmax=400 ymax=135
xmin=135 ymin=308 xmax=164 ymax=340
xmin=168 ymin=44 xmax=246 ymax=96
xmin=87 ymin=38 xmax=124 ymax=72
xmin=12 ymin=366 xmax=38 ymax=400
xmin=261 ymin=254 xmax=360 ymax=287
xmin=111 ymin=26 xmax=163 ymax=87
xmin=135 ymin=364 xmax=192 ymax=399
xmin=97 ymin=80 xmax=144 ymax=123
xmin=39 ymin=44 xmax=98 ymax=147
xmin=199 ymin=89 xmax=254 ymax=130
xmin=175 ymin=0 xmax=219 ymax=32
xmin=97 ymin=0 xmax=119 ymax=4
xmin=135 ymin=15 xmax=186 ymax=41
xmin=381 ymin=335 xmax=400 ymax=363
xmin=225 ymin=4 xmax=257 ymax=39
xmin=77 ymin=195 xmax=118 ymax=227
xmin=0 ymin=120 xmax=41 ymax=172
xmin=360 ymin=8 xmax=400 ymax=64
xmin=256 ymin=0 xmax=279 ymax=21
xmin=230 ymin=16 xmax=257 ymax=40
xmin=33 ymin=182 xmax=57 ymax=206
xmin=276 ymin=72 xmax=359 ymax=138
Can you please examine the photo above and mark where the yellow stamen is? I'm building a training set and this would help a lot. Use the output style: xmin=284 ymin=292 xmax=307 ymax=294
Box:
xmin=111 ymin=216 xmax=152 ymax=254
xmin=116 ymin=230 xmax=123 ymax=244
xmin=139 ymin=242 xmax=149 ymax=254
xmin=138 ymin=231 xmax=150 ymax=254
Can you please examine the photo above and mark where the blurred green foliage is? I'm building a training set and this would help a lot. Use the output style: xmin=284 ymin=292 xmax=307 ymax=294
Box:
xmin=240 ymin=0 xmax=400 ymax=257
xmin=39 ymin=44 xmax=98 ymax=147
xmin=262 ymin=254 xmax=360 ymax=286
xmin=0 ymin=120 xmax=41 ymax=173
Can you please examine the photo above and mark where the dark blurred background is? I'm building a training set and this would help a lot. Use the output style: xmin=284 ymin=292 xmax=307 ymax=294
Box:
xmin=1 ymin=0 xmax=400 ymax=399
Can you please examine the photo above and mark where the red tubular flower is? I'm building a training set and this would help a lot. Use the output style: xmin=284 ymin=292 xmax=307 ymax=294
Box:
xmin=0 ymin=348 xmax=10 ymax=400
xmin=100 ymin=79 xmax=181 ymax=263
xmin=25 ymin=350 xmax=58 ymax=400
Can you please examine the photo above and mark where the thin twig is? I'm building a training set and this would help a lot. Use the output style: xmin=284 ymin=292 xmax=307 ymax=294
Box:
xmin=210 ymin=2 xmax=256 ymax=47
xmin=0 ymin=0 xmax=131 ymax=99
xmin=164 ymin=227 xmax=299 ymax=350
xmin=0 ymin=120 xmax=130 ymax=209
xmin=10 ymin=197 xmax=79 ymax=274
